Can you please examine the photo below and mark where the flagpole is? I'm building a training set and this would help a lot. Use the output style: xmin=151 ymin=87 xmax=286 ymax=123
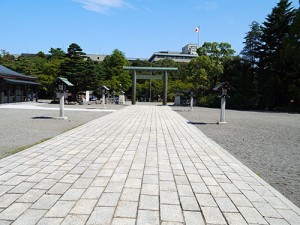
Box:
xmin=197 ymin=26 xmax=200 ymax=47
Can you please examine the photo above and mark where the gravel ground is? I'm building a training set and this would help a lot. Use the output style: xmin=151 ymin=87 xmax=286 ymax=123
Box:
xmin=172 ymin=105 xmax=300 ymax=208
xmin=0 ymin=101 xmax=299 ymax=207
xmin=0 ymin=101 xmax=126 ymax=158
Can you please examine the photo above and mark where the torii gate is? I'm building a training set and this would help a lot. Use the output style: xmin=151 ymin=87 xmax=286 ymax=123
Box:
xmin=123 ymin=66 xmax=178 ymax=106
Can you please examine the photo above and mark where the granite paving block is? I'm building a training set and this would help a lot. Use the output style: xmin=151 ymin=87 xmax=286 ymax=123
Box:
xmin=180 ymin=196 xmax=200 ymax=211
xmin=137 ymin=210 xmax=159 ymax=225
xmin=87 ymin=207 xmax=115 ymax=225
xmin=0 ymin=203 xmax=31 ymax=221
xmin=201 ymin=207 xmax=227 ymax=225
xmin=0 ymin=105 xmax=300 ymax=224
xmin=183 ymin=211 xmax=205 ymax=225
xmin=160 ymin=204 xmax=184 ymax=223
xmin=60 ymin=215 xmax=89 ymax=225
xmin=70 ymin=199 xmax=97 ymax=215
xmin=115 ymin=201 xmax=138 ymax=218
xmin=238 ymin=206 xmax=268 ymax=224
xmin=139 ymin=195 xmax=159 ymax=210
xmin=44 ymin=200 xmax=75 ymax=218
xmin=224 ymin=212 xmax=248 ymax=225
xmin=11 ymin=209 xmax=46 ymax=225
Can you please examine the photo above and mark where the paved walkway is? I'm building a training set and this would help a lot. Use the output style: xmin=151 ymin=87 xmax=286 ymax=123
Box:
xmin=0 ymin=105 xmax=299 ymax=225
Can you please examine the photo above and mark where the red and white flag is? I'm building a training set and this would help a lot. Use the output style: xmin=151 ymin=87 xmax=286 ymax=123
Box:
xmin=194 ymin=27 xmax=199 ymax=32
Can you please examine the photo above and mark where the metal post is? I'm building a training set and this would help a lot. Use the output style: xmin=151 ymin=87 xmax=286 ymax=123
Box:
xmin=163 ymin=71 xmax=168 ymax=106
xmin=132 ymin=70 xmax=136 ymax=105
xmin=219 ymin=96 xmax=227 ymax=123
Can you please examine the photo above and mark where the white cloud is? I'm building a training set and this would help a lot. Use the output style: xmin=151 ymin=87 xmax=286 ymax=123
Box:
xmin=74 ymin=0 xmax=130 ymax=14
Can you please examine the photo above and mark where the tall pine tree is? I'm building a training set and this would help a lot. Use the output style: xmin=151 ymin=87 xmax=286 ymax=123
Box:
xmin=257 ymin=0 xmax=296 ymax=109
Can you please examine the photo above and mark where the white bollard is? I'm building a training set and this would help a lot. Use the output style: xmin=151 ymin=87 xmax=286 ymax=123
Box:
xmin=219 ymin=96 xmax=227 ymax=123
xmin=101 ymin=93 xmax=106 ymax=109
xmin=190 ymin=96 xmax=193 ymax=111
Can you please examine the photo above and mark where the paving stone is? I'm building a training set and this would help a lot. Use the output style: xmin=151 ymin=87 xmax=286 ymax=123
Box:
xmin=137 ymin=210 xmax=159 ymax=225
xmin=18 ymin=189 xmax=45 ymax=204
xmin=70 ymin=199 xmax=97 ymax=215
xmin=263 ymin=195 xmax=289 ymax=209
xmin=0 ymin=219 xmax=12 ymax=225
xmin=47 ymin=182 xmax=72 ymax=195
xmin=61 ymin=188 xmax=85 ymax=201
xmin=201 ymin=207 xmax=227 ymax=225
xmin=37 ymin=218 xmax=63 ymax=225
xmin=142 ymin=175 xmax=158 ymax=185
xmin=183 ymin=211 xmax=205 ymax=225
xmin=61 ymin=215 xmax=89 ymax=225
xmin=160 ymin=191 xmax=180 ymax=205
xmin=31 ymin=194 xmax=61 ymax=210
xmin=174 ymin=175 xmax=189 ymax=185
xmin=196 ymin=194 xmax=217 ymax=207
xmin=0 ymin=194 xmax=21 ymax=208
xmin=224 ymin=212 xmax=248 ymax=225
xmin=25 ymin=173 xmax=48 ymax=183
xmin=190 ymin=182 xmax=210 ymax=194
xmin=238 ymin=206 xmax=268 ymax=224
xmin=104 ymin=182 xmax=124 ymax=193
xmin=252 ymin=202 xmax=283 ymax=218
xmin=71 ymin=178 xmax=93 ymax=189
xmin=141 ymin=183 xmax=158 ymax=196
xmin=215 ymin=197 xmax=238 ymax=213
xmin=219 ymin=182 xmax=241 ymax=194
xmin=180 ymin=196 xmax=200 ymax=211
xmin=115 ymin=201 xmax=138 ymax=218
xmin=228 ymin=193 xmax=253 ymax=207
xmin=97 ymin=193 xmax=120 ymax=207
xmin=11 ymin=209 xmax=46 ymax=225
xmin=34 ymin=178 xmax=57 ymax=190
xmin=265 ymin=217 xmax=290 ymax=225
xmin=0 ymin=203 xmax=31 ymax=221
xmin=45 ymin=200 xmax=75 ymax=217
xmin=160 ymin=204 xmax=184 ymax=223
xmin=59 ymin=174 xmax=80 ymax=184
xmin=241 ymin=189 xmax=265 ymax=202
xmin=139 ymin=195 xmax=159 ymax=210
xmin=82 ymin=186 xmax=104 ymax=199
xmin=207 ymin=185 xmax=227 ymax=198
xmin=87 ymin=207 xmax=115 ymax=225
xmin=111 ymin=218 xmax=136 ymax=225
xmin=90 ymin=176 xmax=110 ymax=187
xmin=159 ymin=181 xmax=177 ymax=192
xmin=277 ymin=209 xmax=300 ymax=225
xmin=120 ymin=188 xmax=140 ymax=202
xmin=177 ymin=184 xmax=194 ymax=197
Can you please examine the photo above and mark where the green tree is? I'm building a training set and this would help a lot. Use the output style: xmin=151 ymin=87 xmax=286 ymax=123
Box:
xmin=197 ymin=42 xmax=235 ymax=61
xmin=257 ymin=0 xmax=296 ymax=109
xmin=59 ymin=43 xmax=87 ymax=92
xmin=102 ymin=49 xmax=131 ymax=93
xmin=241 ymin=21 xmax=262 ymax=67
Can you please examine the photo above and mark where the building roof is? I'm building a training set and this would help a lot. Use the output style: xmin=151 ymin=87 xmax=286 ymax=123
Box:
xmin=0 ymin=65 xmax=36 ymax=80
xmin=2 ymin=78 xmax=40 ymax=86
xmin=56 ymin=77 xmax=74 ymax=86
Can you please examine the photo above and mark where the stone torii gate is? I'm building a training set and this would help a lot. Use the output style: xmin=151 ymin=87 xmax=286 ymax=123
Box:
xmin=123 ymin=66 xmax=178 ymax=106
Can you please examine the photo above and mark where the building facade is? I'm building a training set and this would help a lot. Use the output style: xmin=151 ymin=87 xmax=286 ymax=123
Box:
xmin=0 ymin=65 xmax=40 ymax=104
xmin=148 ymin=44 xmax=198 ymax=63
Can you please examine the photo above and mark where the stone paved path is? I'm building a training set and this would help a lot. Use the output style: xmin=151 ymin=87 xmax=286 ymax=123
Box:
xmin=0 ymin=105 xmax=299 ymax=225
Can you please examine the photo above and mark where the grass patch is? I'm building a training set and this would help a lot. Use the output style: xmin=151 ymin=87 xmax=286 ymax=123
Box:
xmin=0 ymin=137 xmax=52 ymax=160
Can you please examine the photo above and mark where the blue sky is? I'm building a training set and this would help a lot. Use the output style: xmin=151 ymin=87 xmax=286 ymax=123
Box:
xmin=1 ymin=0 xmax=299 ymax=59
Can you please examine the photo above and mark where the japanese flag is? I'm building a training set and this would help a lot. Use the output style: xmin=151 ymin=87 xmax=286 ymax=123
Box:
xmin=194 ymin=27 xmax=199 ymax=32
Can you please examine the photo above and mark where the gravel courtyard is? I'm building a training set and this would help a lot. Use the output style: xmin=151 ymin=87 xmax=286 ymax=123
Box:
xmin=0 ymin=101 xmax=299 ymax=207
xmin=173 ymin=106 xmax=300 ymax=208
